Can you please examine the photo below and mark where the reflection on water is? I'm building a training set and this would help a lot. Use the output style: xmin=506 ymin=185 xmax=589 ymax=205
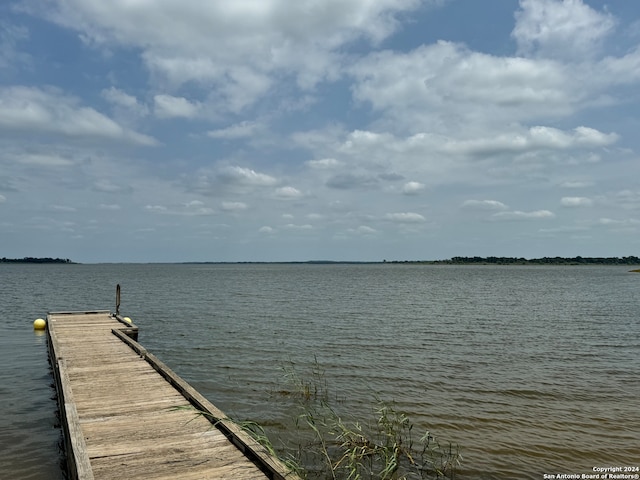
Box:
xmin=1 ymin=264 xmax=639 ymax=479
xmin=0 ymin=321 xmax=64 ymax=479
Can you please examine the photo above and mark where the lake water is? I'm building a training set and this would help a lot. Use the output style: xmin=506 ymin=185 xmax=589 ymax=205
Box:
xmin=1 ymin=263 xmax=639 ymax=479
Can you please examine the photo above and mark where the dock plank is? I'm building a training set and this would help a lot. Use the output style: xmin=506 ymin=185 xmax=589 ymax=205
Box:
xmin=47 ymin=311 xmax=297 ymax=480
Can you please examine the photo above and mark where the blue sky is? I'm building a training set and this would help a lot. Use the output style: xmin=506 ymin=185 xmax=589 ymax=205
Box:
xmin=1 ymin=0 xmax=640 ymax=262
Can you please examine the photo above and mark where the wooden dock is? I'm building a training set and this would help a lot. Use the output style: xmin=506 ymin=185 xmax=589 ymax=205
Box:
xmin=47 ymin=310 xmax=298 ymax=480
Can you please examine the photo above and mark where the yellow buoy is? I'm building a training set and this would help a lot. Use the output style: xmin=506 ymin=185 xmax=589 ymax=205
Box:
xmin=123 ymin=317 xmax=132 ymax=324
xmin=33 ymin=318 xmax=46 ymax=330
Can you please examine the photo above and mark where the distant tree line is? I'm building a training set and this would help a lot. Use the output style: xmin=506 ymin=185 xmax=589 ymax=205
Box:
xmin=428 ymin=256 xmax=640 ymax=265
xmin=0 ymin=257 xmax=75 ymax=264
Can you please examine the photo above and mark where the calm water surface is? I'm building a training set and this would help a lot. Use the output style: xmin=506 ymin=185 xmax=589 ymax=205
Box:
xmin=1 ymin=264 xmax=639 ymax=479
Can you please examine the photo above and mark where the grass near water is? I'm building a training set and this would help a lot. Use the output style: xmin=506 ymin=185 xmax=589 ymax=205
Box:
xmin=266 ymin=360 xmax=461 ymax=480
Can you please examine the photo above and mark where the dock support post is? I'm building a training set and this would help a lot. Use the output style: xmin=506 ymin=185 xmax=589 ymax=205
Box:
xmin=115 ymin=284 xmax=121 ymax=316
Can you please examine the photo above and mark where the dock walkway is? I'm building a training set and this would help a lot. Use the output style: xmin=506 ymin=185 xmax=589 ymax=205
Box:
xmin=47 ymin=310 xmax=296 ymax=480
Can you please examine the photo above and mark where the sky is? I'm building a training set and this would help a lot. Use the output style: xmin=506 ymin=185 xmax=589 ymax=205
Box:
xmin=1 ymin=0 xmax=640 ymax=263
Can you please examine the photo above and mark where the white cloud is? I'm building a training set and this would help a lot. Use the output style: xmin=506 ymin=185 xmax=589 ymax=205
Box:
xmin=0 ymin=194 xmax=6 ymax=203
xmin=306 ymin=158 xmax=341 ymax=169
xmin=561 ymin=196 xmax=593 ymax=207
xmin=597 ymin=48 xmax=640 ymax=88
xmin=219 ymin=166 xmax=278 ymax=186
xmin=492 ymin=210 xmax=555 ymax=220
xmin=350 ymin=34 xmax=640 ymax=137
xmin=0 ymin=86 xmax=158 ymax=146
xmin=190 ymin=207 xmax=215 ymax=216
xmin=384 ymin=212 xmax=425 ymax=223
xmin=93 ymin=179 xmax=130 ymax=193
xmin=208 ymin=121 xmax=261 ymax=139
xmin=539 ymin=225 xmax=588 ymax=234
xmin=284 ymin=223 xmax=314 ymax=230
xmin=0 ymin=21 xmax=29 ymax=70
xmin=50 ymin=205 xmax=77 ymax=212
xmin=98 ymin=204 xmax=121 ymax=210
xmin=402 ymin=181 xmax=425 ymax=195
xmin=462 ymin=200 xmax=508 ymax=211
xmin=145 ymin=205 xmax=168 ymax=213
xmin=102 ymin=87 xmax=137 ymax=108
xmin=10 ymin=152 xmax=75 ymax=167
xmin=442 ymin=126 xmax=618 ymax=156
xmin=613 ymin=190 xmax=640 ymax=210
xmin=597 ymin=218 xmax=640 ymax=228
xmin=512 ymin=0 xmax=616 ymax=60
xmin=275 ymin=186 xmax=303 ymax=199
xmin=350 ymin=225 xmax=376 ymax=235
xmin=326 ymin=173 xmax=379 ymax=190
xmin=154 ymin=94 xmax=200 ymax=119
xmin=295 ymin=123 xmax=618 ymax=195
xmin=572 ymin=126 xmax=619 ymax=146
xmin=350 ymin=42 xmax=577 ymax=129
xmin=31 ymin=0 xmax=426 ymax=112
xmin=221 ymin=201 xmax=248 ymax=211
xmin=560 ymin=181 xmax=593 ymax=188
xmin=145 ymin=203 xmax=214 ymax=216
xmin=101 ymin=87 xmax=148 ymax=116
xmin=5 ymin=0 xmax=640 ymax=262
xmin=341 ymin=129 xmax=389 ymax=148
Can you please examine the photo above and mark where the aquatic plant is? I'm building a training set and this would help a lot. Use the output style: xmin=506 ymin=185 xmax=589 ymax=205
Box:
xmin=178 ymin=359 xmax=461 ymax=479
xmin=275 ymin=361 xmax=461 ymax=480
xmin=280 ymin=355 xmax=330 ymax=403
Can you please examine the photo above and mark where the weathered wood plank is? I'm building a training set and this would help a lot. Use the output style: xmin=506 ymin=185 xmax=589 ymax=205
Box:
xmin=47 ymin=310 xmax=299 ymax=480
xmin=47 ymin=319 xmax=95 ymax=480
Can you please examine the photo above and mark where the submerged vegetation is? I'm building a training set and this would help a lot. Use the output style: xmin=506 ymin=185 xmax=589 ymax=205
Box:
xmin=270 ymin=360 xmax=461 ymax=480
xmin=182 ymin=360 xmax=460 ymax=479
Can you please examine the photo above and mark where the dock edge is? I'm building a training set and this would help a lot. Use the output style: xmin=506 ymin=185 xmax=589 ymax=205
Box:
xmin=46 ymin=310 xmax=299 ymax=480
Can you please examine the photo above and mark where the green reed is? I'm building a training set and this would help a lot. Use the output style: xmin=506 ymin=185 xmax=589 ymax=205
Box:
xmin=274 ymin=360 xmax=461 ymax=480
xmin=177 ymin=358 xmax=461 ymax=480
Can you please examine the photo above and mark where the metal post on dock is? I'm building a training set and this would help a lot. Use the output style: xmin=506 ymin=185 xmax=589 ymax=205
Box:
xmin=116 ymin=284 xmax=121 ymax=316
